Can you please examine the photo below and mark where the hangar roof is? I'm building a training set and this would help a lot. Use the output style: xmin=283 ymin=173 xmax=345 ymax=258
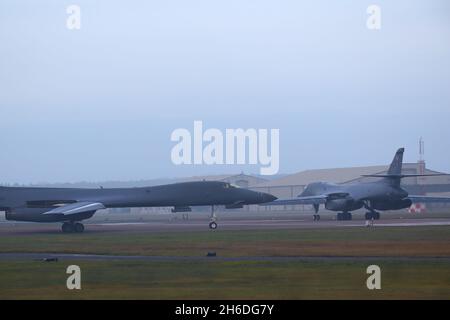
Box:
xmin=255 ymin=165 xmax=388 ymax=187
xmin=254 ymin=163 xmax=449 ymax=187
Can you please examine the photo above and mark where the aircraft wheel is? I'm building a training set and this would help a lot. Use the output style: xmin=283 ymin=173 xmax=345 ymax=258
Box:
xmin=209 ymin=221 xmax=218 ymax=230
xmin=313 ymin=214 xmax=317 ymax=221
xmin=345 ymin=212 xmax=352 ymax=221
xmin=365 ymin=212 xmax=372 ymax=220
xmin=316 ymin=215 xmax=320 ymax=221
xmin=74 ymin=223 xmax=85 ymax=233
xmin=374 ymin=212 xmax=380 ymax=220
xmin=62 ymin=222 xmax=74 ymax=233
xmin=337 ymin=212 xmax=343 ymax=221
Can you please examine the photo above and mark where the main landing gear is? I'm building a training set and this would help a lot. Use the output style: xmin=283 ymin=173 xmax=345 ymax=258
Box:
xmin=62 ymin=222 xmax=85 ymax=233
xmin=363 ymin=201 xmax=380 ymax=220
xmin=209 ymin=205 xmax=218 ymax=230
xmin=313 ymin=214 xmax=321 ymax=221
xmin=365 ymin=211 xmax=380 ymax=220
xmin=336 ymin=212 xmax=352 ymax=221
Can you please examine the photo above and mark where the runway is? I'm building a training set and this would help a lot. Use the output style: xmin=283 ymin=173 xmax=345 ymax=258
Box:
xmin=1 ymin=252 xmax=449 ymax=262
xmin=1 ymin=217 xmax=450 ymax=234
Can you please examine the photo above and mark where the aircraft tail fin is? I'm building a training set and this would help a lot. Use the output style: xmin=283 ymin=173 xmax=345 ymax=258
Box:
xmin=359 ymin=148 xmax=404 ymax=186
xmin=361 ymin=148 xmax=448 ymax=183
xmin=387 ymin=148 xmax=404 ymax=175
xmin=360 ymin=148 xmax=403 ymax=181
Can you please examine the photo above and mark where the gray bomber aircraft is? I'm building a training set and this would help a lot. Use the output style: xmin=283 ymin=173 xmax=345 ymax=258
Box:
xmin=0 ymin=181 xmax=276 ymax=233
xmin=263 ymin=148 xmax=450 ymax=221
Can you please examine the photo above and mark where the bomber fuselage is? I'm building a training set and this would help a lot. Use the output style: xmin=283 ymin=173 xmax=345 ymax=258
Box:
xmin=0 ymin=181 xmax=276 ymax=222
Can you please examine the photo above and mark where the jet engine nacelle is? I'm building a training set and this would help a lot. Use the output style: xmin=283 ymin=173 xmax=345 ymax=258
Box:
xmin=370 ymin=199 xmax=412 ymax=211
xmin=325 ymin=198 xmax=362 ymax=211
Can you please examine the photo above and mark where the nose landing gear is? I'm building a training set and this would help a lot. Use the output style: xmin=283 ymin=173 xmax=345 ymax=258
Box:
xmin=209 ymin=221 xmax=218 ymax=229
xmin=209 ymin=205 xmax=218 ymax=230
xmin=62 ymin=222 xmax=85 ymax=233
xmin=313 ymin=204 xmax=320 ymax=221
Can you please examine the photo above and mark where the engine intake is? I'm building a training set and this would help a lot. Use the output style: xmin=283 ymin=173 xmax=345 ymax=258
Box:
xmin=325 ymin=198 xmax=363 ymax=211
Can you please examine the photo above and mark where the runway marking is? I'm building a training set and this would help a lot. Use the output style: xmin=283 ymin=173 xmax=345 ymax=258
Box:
xmin=342 ymin=221 xmax=450 ymax=227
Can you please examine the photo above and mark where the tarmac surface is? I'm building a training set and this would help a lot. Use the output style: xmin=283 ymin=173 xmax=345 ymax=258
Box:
xmin=1 ymin=216 xmax=450 ymax=234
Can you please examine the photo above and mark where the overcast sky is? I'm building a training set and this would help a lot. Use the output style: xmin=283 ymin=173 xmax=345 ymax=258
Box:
xmin=1 ymin=1 xmax=449 ymax=184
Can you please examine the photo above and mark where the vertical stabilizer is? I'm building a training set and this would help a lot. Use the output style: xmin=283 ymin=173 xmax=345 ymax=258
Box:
xmin=387 ymin=148 xmax=404 ymax=175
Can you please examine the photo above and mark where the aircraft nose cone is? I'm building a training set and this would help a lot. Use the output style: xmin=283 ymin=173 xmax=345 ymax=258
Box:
xmin=261 ymin=192 xmax=277 ymax=203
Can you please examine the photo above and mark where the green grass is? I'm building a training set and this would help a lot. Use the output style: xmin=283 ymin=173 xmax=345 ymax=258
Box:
xmin=1 ymin=226 xmax=449 ymax=299
xmin=0 ymin=259 xmax=449 ymax=299
xmin=0 ymin=226 xmax=449 ymax=257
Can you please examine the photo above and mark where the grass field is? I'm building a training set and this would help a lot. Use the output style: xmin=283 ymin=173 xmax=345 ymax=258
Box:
xmin=0 ymin=226 xmax=449 ymax=299
xmin=0 ymin=226 xmax=449 ymax=257
xmin=0 ymin=259 xmax=449 ymax=299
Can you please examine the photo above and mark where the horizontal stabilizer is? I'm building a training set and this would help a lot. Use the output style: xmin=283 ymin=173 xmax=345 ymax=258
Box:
xmin=408 ymin=195 xmax=450 ymax=203
xmin=362 ymin=174 xmax=447 ymax=178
